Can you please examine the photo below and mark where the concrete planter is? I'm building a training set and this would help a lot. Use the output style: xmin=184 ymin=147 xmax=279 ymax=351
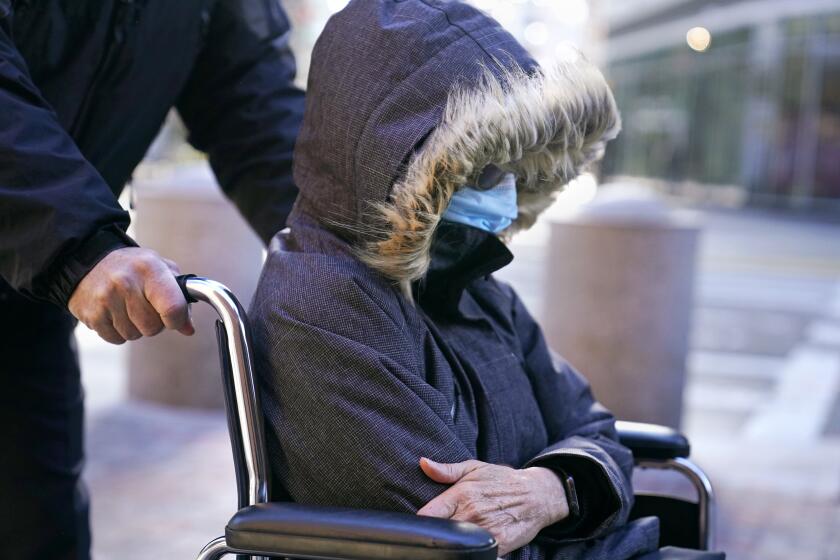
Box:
xmin=542 ymin=185 xmax=700 ymax=428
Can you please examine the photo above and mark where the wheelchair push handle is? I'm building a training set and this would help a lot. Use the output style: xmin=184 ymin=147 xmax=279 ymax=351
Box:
xmin=174 ymin=274 xmax=271 ymax=508
xmin=176 ymin=273 xmax=199 ymax=304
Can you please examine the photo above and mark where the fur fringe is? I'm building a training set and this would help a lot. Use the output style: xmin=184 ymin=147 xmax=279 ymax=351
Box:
xmin=356 ymin=54 xmax=621 ymax=295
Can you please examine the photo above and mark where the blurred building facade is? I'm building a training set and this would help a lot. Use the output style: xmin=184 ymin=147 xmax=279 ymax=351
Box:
xmin=602 ymin=0 xmax=840 ymax=211
xmin=152 ymin=0 xmax=840 ymax=213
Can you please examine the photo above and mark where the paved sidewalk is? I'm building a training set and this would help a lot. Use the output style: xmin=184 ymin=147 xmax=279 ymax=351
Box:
xmin=78 ymin=209 xmax=840 ymax=559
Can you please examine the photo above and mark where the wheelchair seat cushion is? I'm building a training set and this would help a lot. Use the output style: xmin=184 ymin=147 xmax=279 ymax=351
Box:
xmin=226 ymin=502 xmax=497 ymax=560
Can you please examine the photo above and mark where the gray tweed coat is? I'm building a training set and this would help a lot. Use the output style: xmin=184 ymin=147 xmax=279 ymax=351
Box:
xmin=250 ymin=1 xmax=661 ymax=558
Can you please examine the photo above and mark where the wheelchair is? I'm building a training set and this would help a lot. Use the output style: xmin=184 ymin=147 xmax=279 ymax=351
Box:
xmin=176 ymin=275 xmax=716 ymax=560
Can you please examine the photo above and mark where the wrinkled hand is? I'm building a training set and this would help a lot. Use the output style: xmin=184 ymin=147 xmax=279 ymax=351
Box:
xmin=68 ymin=247 xmax=194 ymax=345
xmin=417 ymin=458 xmax=569 ymax=556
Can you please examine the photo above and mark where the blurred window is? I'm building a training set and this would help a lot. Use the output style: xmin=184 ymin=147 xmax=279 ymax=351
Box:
xmin=605 ymin=8 xmax=840 ymax=209
xmin=604 ymin=30 xmax=751 ymax=188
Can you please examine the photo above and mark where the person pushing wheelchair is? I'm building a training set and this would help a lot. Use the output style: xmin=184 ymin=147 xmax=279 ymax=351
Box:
xmin=0 ymin=1 xmax=303 ymax=557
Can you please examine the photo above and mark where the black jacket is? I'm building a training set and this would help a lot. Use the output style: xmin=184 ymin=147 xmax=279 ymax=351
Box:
xmin=0 ymin=0 xmax=305 ymax=307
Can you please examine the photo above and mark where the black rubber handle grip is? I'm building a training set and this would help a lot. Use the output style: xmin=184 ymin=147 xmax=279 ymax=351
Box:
xmin=176 ymin=274 xmax=199 ymax=303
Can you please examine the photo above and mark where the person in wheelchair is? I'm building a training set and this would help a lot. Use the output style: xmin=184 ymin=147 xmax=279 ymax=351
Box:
xmin=250 ymin=1 xmax=722 ymax=558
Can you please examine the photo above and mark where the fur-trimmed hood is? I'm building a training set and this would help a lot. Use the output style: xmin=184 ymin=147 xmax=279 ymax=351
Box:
xmin=292 ymin=0 xmax=620 ymax=291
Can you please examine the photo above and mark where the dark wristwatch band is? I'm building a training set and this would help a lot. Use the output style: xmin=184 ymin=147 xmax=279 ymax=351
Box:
xmin=561 ymin=472 xmax=581 ymax=520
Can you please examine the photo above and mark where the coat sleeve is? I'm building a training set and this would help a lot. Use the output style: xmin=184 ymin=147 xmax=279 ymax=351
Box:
xmin=176 ymin=0 xmax=305 ymax=245
xmin=507 ymin=287 xmax=636 ymax=542
xmin=0 ymin=10 xmax=134 ymax=306
xmin=250 ymin=273 xmax=474 ymax=513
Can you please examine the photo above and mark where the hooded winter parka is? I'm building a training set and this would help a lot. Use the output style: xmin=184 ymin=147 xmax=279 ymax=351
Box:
xmin=250 ymin=1 xmax=660 ymax=558
xmin=0 ymin=0 xmax=304 ymax=306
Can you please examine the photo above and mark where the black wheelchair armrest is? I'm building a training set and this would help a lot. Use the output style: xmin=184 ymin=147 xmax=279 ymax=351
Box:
xmin=615 ymin=420 xmax=691 ymax=460
xmin=225 ymin=502 xmax=498 ymax=560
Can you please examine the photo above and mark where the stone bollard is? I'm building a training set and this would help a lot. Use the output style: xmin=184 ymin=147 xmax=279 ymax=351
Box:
xmin=542 ymin=184 xmax=700 ymax=428
xmin=127 ymin=164 xmax=264 ymax=408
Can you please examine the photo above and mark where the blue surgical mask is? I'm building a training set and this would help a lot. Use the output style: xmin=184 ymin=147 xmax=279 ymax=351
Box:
xmin=442 ymin=173 xmax=518 ymax=234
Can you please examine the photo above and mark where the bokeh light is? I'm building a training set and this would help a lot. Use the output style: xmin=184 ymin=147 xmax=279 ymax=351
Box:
xmin=686 ymin=26 xmax=712 ymax=52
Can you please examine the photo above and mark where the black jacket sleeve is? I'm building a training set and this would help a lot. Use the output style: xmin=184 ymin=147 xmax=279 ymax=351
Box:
xmin=506 ymin=286 xmax=636 ymax=541
xmin=176 ymin=0 xmax=305 ymax=244
xmin=0 ymin=9 xmax=134 ymax=307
